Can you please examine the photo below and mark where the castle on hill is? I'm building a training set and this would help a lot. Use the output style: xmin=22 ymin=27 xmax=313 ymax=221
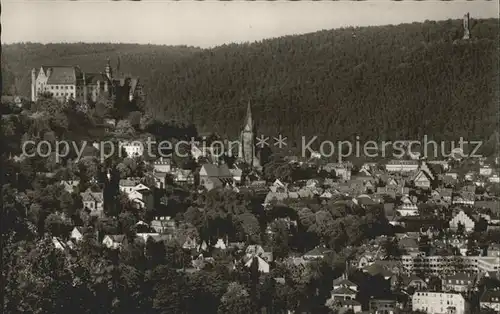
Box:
xmin=31 ymin=59 xmax=144 ymax=104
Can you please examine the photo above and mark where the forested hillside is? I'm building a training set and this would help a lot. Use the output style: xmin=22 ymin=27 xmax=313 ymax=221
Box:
xmin=3 ymin=18 xmax=498 ymax=145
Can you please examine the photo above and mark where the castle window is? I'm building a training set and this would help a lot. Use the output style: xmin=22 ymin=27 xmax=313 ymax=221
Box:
xmin=56 ymin=86 xmax=59 ymax=89
xmin=70 ymin=86 xmax=73 ymax=89
xmin=65 ymin=86 xmax=68 ymax=90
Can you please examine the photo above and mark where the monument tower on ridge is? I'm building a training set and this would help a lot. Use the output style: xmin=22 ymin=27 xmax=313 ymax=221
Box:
xmin=463 ymin=13 xmax=471 ymax=40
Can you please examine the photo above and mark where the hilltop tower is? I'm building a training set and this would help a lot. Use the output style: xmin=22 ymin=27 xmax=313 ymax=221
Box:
xmin=105 ymin=58 xmax=113 ymax=80
xmin=463 ymin=13 xmax=471 ymax=40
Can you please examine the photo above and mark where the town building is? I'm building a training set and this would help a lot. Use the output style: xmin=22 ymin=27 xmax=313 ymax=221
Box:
xmin=199 ymin=163 xmax=234 ymax=191
xmin=80 ymin=190 xmax=104 ymax=216
xmin=385 ymin=160 xmax=419 ymax=173
xmin=480 ymin=289 xmax=500 ymax=312
xmin=412 ymin=291 xmax=469 ymax=314
xmin=31 ymin=59 xmax=143 ymax=103
xmin=401 ymin=255 xmax=500 ymax=275
xmin=153 ymin=157 xmax=172 ymax=173
xmin=442 ymin=273 xmax=476 ymax=293
xmin=121 ymin=141 xmax=144 ymax=158
xmin=449 ymin=210 xmax=476 ymax=232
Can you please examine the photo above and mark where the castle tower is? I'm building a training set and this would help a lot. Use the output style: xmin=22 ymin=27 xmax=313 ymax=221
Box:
xmin=239 ymin=101 xmax=255 ymax=166
xmin=83 ymin=72 xmax=88 ymax=103
xmin=31 ymin=68 xmax=36 ymax=101
xmin=463 ymin=13 xmax=471 ymax=40
xmin=105 ymin=58 xmax=112 ymax=80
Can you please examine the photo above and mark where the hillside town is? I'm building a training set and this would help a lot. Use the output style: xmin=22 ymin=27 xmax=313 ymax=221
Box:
xmin=1 ymin=2 xmax=499 ymax=314
xmin=4 ymin=88 xmax=500 ymax=313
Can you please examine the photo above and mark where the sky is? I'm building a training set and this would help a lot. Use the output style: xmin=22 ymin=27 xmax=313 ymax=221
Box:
xmin=2 ymin=0 xmax=498 ymax=48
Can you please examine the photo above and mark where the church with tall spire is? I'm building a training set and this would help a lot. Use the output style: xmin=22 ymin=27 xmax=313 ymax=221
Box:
xmin=239 ymin=101 xmax=261 ymax=169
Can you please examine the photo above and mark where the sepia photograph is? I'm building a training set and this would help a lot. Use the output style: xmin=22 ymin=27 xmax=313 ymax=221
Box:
xmin=1 ymin=1 xmax=499 ymax=313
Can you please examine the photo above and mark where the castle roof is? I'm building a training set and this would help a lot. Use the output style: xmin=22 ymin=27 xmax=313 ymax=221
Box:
xmin=84 ymin=72 xmax=110 ymax=85
xmin=43 ymin=66 xmax=82 ymax=85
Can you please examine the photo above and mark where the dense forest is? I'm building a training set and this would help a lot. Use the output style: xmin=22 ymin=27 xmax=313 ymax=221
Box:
xmin=2 ymin=18 xmax=498 ymax=147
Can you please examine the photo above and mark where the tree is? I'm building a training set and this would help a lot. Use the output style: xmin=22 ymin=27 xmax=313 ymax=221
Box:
xmin=44 ymin=213 xmax=72 ymax=238
xmin=381 ymin=237 xmax=404 ymax=259
xmin=218 ymin=282 xmax=253 ymax=314
xmin=237 ymin=212 xmax=261 ymax=244
xmin=457 ymin=222 xmax=466 ymax=237
xmin=466 ymin=234 xmax=481 ymax=256
xmin=3 ymin=237 xmax=85 ymax=314
xmin=270 ymin=220 xmax=290 ymax=260
xmin=151 ymin=266 xmax=189 ymax=314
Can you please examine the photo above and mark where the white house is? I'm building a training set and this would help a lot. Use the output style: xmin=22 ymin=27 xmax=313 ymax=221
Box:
xmin=70 ymin=227 xmax=83 ymax=242
xmin=214 ymin=238 xmax=227 ymax=250
xmin=245 ymin=255 xmax=270 ymax=273
xmin=400 ymin=196 xmax=418 ymax=211
xmin=121 ymin=141 xmax=144 ymax=158
xmin=119 ymin=180 xmax=150 ymax=206
xmin=61 ymin=180 xmax=80 ymax=193
xmin=412 ymin=291 xmax=469 ymax=314
xmin=153 ymin=157 xmax=171 ymax=173
xmin=102 ymin=235 xmax=125 ymax=249
xmin=480 ymin=166 xmax=493 ymax=176
xmin=449 ymin=210 xmax=476 ymax=232
xmin=385 ymin=160 xmax=419 ymax=173
xmin=480 ymin=289 xmax=500 ymax=312
xmin=488 ymin=174 xmax=500 ymax=183
xmin=413 ymin=170 xmax=432 ymax=189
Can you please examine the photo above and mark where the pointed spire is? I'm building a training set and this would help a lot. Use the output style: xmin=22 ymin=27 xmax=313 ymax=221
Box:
xmin=244 ymin=101 xmax=253 ymax=132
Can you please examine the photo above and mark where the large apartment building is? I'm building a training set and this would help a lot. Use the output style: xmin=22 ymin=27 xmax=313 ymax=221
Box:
xmin=401 ymin=255 xmax=500 ymax=275
xmin=412 ymin=291 xmax=469 ymax=314
xmin=31 ymin=59 xmax=144 ymax=104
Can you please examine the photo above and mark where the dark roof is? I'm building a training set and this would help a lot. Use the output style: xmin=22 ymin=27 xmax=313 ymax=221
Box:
xmin=398 ymin=237 xmax=419 ymax=249
xmin=44 ymin=66 xmax=81 ymax=85
xmin=333 ymin=277 xmax=358 ymax=288
xmin=108 ymin=235 xmax=125 ymax=242
xmin=480 ymin=289 xmax=500 ymax=303
xmin=332 ymin=287 xmax=357 ymax=295
xmin=84 ymin=72 xmax=110 ymax=85
xmin=303 ymin=246 xmax=331 ymax=257
xmin=446 ymin=272 xmax=474 ymax=281
xmin=337 ymin=299 xmax=362 ymax=306
xmin=201 ymin=163 xmax=232 ymax=178
xmin=401 ymin=275 xmax=425 ymax=286
xmin=112 ymin=77 xmax=140 ymax=93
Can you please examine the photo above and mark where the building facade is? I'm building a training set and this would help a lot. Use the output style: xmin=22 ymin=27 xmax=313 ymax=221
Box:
xmin=449 ymin=210 xmax=476 ymax=232
xmin=412 ymin=291 xmax=469 ymax=314
xmin=31 ymin=59 xmax=143 ymax=104
xmin=401 ymin=255 xmax=500 ymax=275
xmin=385 ymin=160 xmax=419 ymax=173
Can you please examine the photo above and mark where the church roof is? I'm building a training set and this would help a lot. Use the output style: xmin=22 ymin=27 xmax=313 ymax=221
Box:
xmin=200 ymin=163 xmax=232 ymax=178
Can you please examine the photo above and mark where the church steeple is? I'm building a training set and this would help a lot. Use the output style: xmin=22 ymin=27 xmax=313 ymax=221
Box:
xmin=239 ymin=101 xmax=256 ymax=167
xmin=244 ymin=101 xmax=253 ymax=132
